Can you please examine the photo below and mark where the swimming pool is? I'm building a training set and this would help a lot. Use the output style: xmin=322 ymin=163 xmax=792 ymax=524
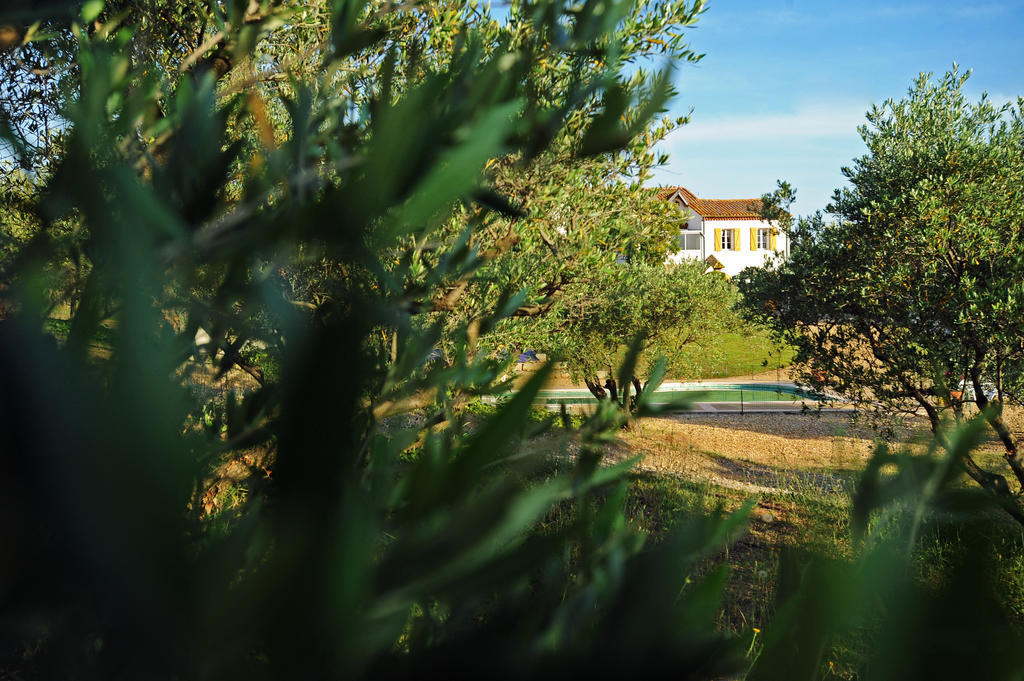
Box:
xmin=535 ymin=382 xmax=821 ymax=406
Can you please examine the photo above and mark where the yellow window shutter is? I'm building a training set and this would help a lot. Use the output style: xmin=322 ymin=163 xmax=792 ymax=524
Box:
xmin=750 ymin=227 xmax=757 ymax=250
xmin=714 ymin=228 xmax=721 ymax=251
xmin=733 ymin=228 xmax=741 ymax=251
xmin=770 ymin=230 xmax=777 ymax=251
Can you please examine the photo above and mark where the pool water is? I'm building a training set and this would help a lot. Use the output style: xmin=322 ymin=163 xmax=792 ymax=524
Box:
xmin=535 ymin=383 xmax=819 ymax=406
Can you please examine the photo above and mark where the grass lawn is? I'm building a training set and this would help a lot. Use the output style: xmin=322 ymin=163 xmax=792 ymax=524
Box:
xmin=693 ymin=327 xmax=796 ymax=380
xmin=532 ymin=323 xmax=797 ymax=386
xmin=624 ymin=467 xmax=1024 ymax=679
xmin=44 ymin=316 xmax=115 ymax=346
xmin=612 ymin=409 xmax=1024 ymax=678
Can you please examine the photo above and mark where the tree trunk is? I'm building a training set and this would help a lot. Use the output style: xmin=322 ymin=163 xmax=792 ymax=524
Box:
xmin=626 ymin=374 xmax=643 ymax=411
xmin=603 ymin=378 xmax=619 ymax=407
xmin=960 ymin=454 xmax=1024 ymax=525
xmin=584 ymin=378 xmax=607 ymax=401
xmin=996 ymin=356 xmax=1004 ymax=404
xmin=969 ymin=345 xmax=1024 ymax=489
xmin=907 ymin=370 xmax=1024 ymax=525
xmin=225 ymin=347 xmax=265 ymax=386
xmin=906 ymin=381 xmax=943 ymax=436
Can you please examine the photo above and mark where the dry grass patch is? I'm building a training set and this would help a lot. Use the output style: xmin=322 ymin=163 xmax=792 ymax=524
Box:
xmin=618 ymin=412 xmax=912 ymax=497
xmin=615 ymin=406 xmax=1024 ymax=677
xmin=618 ymin=407 xmax=1024 ymax=494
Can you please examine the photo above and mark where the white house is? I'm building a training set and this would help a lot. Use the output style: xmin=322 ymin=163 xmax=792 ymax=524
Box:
xmin=659 ymin=186 xmax=787 ymax=277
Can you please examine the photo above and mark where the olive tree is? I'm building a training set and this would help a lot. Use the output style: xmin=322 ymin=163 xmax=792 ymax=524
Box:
xmin=498 ymin=260 xmax=737 ymax=410
xmin=740 ymin=69 xmax=1024 ymax=521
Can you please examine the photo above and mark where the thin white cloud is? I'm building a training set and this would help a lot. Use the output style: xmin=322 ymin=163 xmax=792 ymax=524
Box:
xmin=952 ymin=3 xmax=1008 ymax=17
xmin=707 ymin=3 xmax=936 ymax=29
xmin=752 ymin=7 xmax=804 ymax=25
xmin=704 ymin=3 xmax=1011 ymax=30
xmin=665 ymin=103 xmax=867 ymax=144
xmin=872 ymin=4 xmax=930 ymax=18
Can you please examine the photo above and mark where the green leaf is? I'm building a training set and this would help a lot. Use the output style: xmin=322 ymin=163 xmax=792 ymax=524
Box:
xmin=82 ymin=0 xmax=104 ymax=23
xmin=391 ymin=100 xmax=522 ymax=236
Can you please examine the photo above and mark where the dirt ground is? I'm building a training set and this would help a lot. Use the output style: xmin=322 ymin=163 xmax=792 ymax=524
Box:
xmin=615 ymin=407 xmax=1024 ymax=497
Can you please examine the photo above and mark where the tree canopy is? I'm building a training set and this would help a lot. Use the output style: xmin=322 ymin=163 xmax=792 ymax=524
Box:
xmin=740 ymin=68 xmax=1024 ymax=521
xmin=495 ymin=260 xmax=736 ymax=408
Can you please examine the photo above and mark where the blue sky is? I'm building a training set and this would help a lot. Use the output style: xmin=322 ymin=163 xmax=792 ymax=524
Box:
xmin=650 ymin=0 xmax=1024 ymax=216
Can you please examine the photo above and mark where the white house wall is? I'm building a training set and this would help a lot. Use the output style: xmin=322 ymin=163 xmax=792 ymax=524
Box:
xmin=666 ymin=218 xmax=787 ymax=276
xmin=704 ymin=219 xmax=786 ymax=276
xmin=666 ymin=213 xmax=705 ymax=264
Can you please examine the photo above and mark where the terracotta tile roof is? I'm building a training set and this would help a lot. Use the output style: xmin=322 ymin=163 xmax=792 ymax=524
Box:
xmin=656 ymin=186 xmax=693 ymax=201
xmin=658 ymin=186 xmax=764 ymax=221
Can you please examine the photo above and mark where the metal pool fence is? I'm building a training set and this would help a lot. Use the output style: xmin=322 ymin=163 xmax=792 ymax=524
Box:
xmin=530 ymin=383 xmax=825 ymax=412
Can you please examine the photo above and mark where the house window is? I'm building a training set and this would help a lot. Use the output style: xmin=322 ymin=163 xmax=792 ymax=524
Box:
xmin=720 ymin=229 xmax=733 ymax=251
xmin=756 ymin=228 xmax=770 ymax=250
xmin=680 ymin=233 xmax=701 ymax=251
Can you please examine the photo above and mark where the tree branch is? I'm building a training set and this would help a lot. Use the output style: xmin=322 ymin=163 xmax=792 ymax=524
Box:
xmin=968 ymin=341 xmax=1024 ymax=490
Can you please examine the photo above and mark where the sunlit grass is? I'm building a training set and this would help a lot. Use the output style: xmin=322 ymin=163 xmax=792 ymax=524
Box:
xmin=696 ymin=328 xmax=796 ymax=380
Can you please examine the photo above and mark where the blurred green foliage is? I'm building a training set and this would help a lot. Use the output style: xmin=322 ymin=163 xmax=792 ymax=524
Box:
xmin=1 ymin=2 xmax=1023 ymax=679
xmin=0 ymin=0 xmax=751 ymax=677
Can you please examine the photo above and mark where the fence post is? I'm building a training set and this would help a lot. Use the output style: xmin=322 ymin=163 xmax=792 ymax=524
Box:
xmin=740 ymin=389 xmax=744 ymax=416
